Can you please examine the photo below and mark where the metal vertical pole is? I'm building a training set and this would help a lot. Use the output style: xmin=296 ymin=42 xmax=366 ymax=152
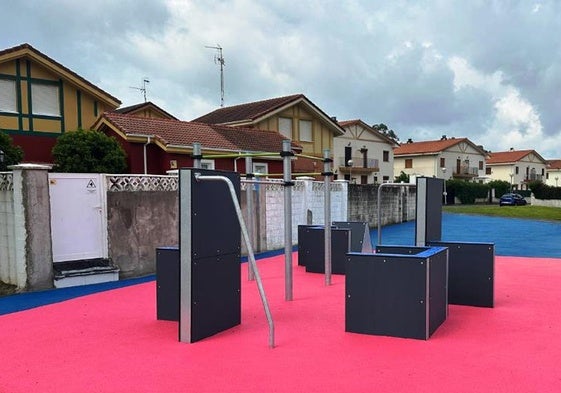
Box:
xmin=192 ymin=142 xmax=202 ymax=169
xmin=245 ymin=155 xmax=255 ymax=281
xmin=282 ymin=140 xmax=294 ymax=301
xmin=323 ymin=149 xmax=333 ymax=286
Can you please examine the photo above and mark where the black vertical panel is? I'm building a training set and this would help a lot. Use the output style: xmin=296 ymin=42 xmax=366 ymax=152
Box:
xmin=428 ymin=248 xmax=448 ymax=336
xmin=416 ymin=177 xmax=443 ymax=245
xmin=332 ymin=221 xmax=371 ymax=252
xmin=190 ymin=254 xmax=241 ymax=341
xmin=297 ymin=225 xmax=317 ymax=266
xmin=182 ymin=169 xmax=241 ymax=342
xmin=428 ymin=241 xmax=495 ymax=307
xmin=300 ymin=227 xmax=350 ymax=274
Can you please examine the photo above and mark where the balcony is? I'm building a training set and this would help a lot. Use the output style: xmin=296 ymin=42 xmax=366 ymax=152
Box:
xmin=338 ymin=157 xmax=379 ymax=174
xmin=453 ymin=166 xmax=480 ymax=179
xmin=524 ymin=174 xmax=543 ymax=182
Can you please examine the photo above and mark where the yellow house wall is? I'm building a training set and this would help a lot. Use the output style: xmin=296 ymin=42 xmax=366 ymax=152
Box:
xmin=394 ymin=155 xmax=437 ymax=177
xmin=254 ymin=103 xmax=334 ymax=157
xmin=1 ymin=57 xmax=117 ymax=135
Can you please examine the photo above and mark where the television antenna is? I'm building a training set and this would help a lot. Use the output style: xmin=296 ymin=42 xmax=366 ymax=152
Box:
xmin=130 ymin=77 xmax=150 ymax=102
xmin=205 ymin=44 xmax=225 ymax=107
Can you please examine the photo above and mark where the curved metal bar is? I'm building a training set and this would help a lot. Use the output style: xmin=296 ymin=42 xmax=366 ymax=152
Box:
xmin=377 ymin=183 xmax=416 ymax=246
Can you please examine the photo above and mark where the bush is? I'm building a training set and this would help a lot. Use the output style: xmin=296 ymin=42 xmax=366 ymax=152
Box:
xmin=0 ymin=132 xmax=24 ymax=171
xmin=52 ymin=129 xmax=127 ymax=173
xmin=529 ymin=181 xmax=561 ymax=200
xmin=446 ymin=179 xmax=489 ymax=204
xmin=488 ymin=180 xmax=511 ymax=198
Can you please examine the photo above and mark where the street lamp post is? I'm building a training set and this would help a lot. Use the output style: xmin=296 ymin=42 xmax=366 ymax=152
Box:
xmin=347 ymin=159 xmax=353 ymax=183
xmin=509 ymin=173 xmax=514 ymax=192
xmin=441 ymin=167 xmax=447 ymax=205
xmin=555 ymin=177 xmax=559 ymax=187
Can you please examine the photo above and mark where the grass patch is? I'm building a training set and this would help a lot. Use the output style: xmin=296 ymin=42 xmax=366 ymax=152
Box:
xmin=443 ymin=204 xmax=561 ymax=221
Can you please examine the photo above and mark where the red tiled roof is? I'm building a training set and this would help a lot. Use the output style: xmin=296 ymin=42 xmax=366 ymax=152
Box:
xmin=0 ymin=43 xmax=121 ymax=106
xmin=337 ymin=119 xmax=361 ymax=127
xmin=393 ymin=138 xmax=469 ymax=155
xmin=99 ymin=112 xmax=301 ymax=153
xmin=547 ymin=159 xmax=561 ymax=169
xmin=192 ymin=94 xmax=305 ymax=124
xmin=486 ymin=150 xmax=535 ymax=164
xmin=113 ymin=101 xmax=178 ymax=120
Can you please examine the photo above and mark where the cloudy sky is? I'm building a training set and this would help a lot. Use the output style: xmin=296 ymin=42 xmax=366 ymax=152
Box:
xmin=2 ymin=0 xmax=561 ymax=158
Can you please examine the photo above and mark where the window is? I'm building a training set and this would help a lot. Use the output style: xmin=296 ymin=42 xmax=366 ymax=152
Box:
xmin=299 ymin=119 xmax=312 ymax=142
xmin=515 ymin=166 xmax=519 ymax=175
xmin=439 ymin=157 xmax=445 ymax=168
xmin=405 ymin=158 xmax=413 ymax=169
xmin=383 ymin=176 xmax=390 ymax=182
xmin=200 ymin=159 xmax=215 ymax=170
xmin=253 ymin=163 xmax=268 ymax=178
xmin=278 ymin=117 xmax=292 ymax=139
xmin=486 ymin=167 xmax=492 ymax=175
xmin=31 ymin=83 xmax=60 ymax=116
xmin=0 ymin=79 xmax=17 ymax=113
xmin=479 ymin=161 xmax=484 ymax=170
xmin=383 ymin=150 xmax=390 ymax=162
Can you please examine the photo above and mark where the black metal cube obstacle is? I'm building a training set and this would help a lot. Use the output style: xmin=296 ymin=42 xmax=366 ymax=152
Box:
xmin=297 ymin=221 xmax=372 ymax=274
xmin=156 ymin=246 xmax=179 ymax=321
xmin=416 ymin=177 xmax=495 ymax=308
xmin=346 ymin=245 xmax=449 ymax=340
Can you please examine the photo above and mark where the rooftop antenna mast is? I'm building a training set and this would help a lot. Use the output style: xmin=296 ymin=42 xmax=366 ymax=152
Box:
xmin=205 ymin=44 xmax=225 ymax=107
xmin=130 ymin=77 xmax=150 ymax=102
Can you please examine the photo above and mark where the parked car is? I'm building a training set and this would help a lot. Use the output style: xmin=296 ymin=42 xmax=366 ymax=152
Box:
xmin=499 ymin=193 xmax=527 ymax=206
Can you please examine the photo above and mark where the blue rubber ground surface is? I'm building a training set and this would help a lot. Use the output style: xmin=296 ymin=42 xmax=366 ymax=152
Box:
xmin=372 ymin=212 xmax=561 ymax=258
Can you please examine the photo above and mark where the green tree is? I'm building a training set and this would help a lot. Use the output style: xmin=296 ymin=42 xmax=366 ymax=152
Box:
xmin=394 ymin=171 xmax=410 ymax=183
xmin=0 ymin=132 xmax=24 ymax=171
xmin=372 ymin=123 xmax=399 ymax=142
xmin=52 ymin=129 xmax=127 ymax=173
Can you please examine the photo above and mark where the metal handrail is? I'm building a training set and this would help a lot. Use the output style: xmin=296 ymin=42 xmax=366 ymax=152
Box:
xmin=377 ymin=182 xmax=416 ymax=246
xmin=194 ymin=174 xmax=275 ymax=348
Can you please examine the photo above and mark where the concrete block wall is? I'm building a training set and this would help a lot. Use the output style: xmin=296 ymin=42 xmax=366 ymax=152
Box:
xmin=348 ymin=183 xmax=416 ymax=228
xmin=0 ymin=165 xmax=53 ymax=290
xmin=261 ymin=178 xmax=348 ymax=250
xmin=0 ymin=172 xmax=17 ymax=286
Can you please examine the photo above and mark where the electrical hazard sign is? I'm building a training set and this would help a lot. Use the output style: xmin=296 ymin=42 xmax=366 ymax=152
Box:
xmin=86 ymin=179 xmax=97 ymax=190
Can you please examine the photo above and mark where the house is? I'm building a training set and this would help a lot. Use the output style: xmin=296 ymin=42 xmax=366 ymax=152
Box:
xmin=93 ymin=112 xmax=302 ymax=175
xmin=393 ymin=136 xmax=488 ymax=181
xmin=192 ymin=94 xmax=345 ymax=174
xmin=112 ymin=101 xmax=178 ymax=120
xmin=335 ymin=119 xmax=399 ymax=183
xmin=486 ymin=149 xmax=548 ymax=190
xmin=545 ymin=160 xmax=561 ymax=187
xmin=0 ymin=43 xmax=121 ymax=164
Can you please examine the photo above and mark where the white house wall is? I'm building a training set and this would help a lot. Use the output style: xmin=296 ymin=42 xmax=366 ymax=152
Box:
xmin=334 ymin=124 xmax=395 ymax=183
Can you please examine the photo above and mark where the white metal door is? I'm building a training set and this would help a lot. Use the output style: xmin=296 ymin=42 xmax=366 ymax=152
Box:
xmin=49 ymin=173 xmax=108 ymax=262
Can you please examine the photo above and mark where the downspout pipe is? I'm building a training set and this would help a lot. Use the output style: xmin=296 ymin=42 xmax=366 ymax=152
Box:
xmin=128 ymin=133 xmax=153 ymax=175
xmin=143 ymin=136 xmax=151 ymax=175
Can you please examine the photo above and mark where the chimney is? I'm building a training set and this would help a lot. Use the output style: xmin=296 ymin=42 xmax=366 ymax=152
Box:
xmin=441 ymin=135 xmax=447 ymax=140
xmin=407 ymin=138 xmax=413 ymax=144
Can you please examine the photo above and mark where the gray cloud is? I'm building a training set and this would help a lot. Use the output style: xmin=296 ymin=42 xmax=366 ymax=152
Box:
xmin=2 ymin=0 xmax=560 ymax=157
